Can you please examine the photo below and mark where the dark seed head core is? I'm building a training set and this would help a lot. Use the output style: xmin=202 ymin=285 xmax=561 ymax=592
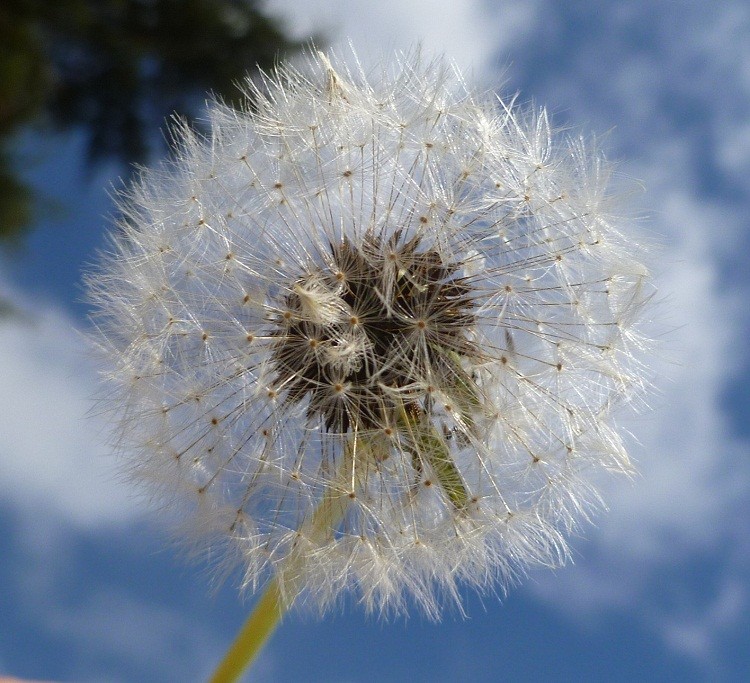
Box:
xmin=271 ymin=231 xmax=478 ymax=432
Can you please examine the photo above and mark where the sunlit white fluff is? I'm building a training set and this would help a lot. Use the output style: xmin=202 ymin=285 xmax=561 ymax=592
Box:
xmin=87 ymin=48 xmax=653 ymax=617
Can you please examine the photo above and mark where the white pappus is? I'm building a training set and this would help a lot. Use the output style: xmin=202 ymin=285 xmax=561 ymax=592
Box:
xmin=87 ymin=48 xmax=654 ymax=618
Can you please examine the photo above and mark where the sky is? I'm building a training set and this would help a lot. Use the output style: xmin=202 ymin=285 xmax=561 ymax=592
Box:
xmin=1 ymin=1 xmax=750 ymax=681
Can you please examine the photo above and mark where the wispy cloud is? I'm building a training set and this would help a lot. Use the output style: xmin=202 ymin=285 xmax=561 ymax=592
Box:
xmin=42 ymin=588 xmax=224 ymax=683
xmin=0 ymin=280 xmax=140 ymax=528
xmin=2 ymin=1 xmax=749 ymax=676
xmin=497 ymin=0 xmax=750 ymax=667
xmin=270 ymin=0 xmax=542 ymax=75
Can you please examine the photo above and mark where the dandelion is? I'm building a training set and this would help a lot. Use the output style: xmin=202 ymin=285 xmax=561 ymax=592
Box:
xmin=87 ymin=47 xmax=653 ymax=680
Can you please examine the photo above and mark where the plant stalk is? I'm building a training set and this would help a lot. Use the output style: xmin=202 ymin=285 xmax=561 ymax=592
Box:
xmin=209 ymin=430 xmax=374 ymax=682
xmin=209 ymin=576 xmax=286 ymax=683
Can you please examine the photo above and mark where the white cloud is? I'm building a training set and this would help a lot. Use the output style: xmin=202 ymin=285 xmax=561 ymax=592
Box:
xmin=506 ymin=0 xmax=750 ymax=667
xmin=0 ymin=282 xmax=140 ymax=528
xmin=717 ymin=121 xmax=750 ymax=176
xmin=3 ymin=2 xmax=750 ymax=675
xmin=269 ymin=0 xmax=542 ymax=76
xmin=658 ymin=576 xmax=747 ymax=666
xmin=41 ymin=588 xmax=226 ymax=683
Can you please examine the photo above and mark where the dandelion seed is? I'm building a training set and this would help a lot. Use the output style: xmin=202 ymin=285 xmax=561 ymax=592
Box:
xmin=87 ymin=46 xmax=654 ymax=667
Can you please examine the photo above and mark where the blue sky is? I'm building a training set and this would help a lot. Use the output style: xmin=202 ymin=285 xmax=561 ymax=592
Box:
xmin=2 ymin=1 xmax=750 ymax=681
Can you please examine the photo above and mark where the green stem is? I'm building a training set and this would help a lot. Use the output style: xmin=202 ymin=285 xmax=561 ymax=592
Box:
xmin=209 ymin=431 xmax=373 ymax=682
xmin=208 ymin=576 xmax=286 ymax=683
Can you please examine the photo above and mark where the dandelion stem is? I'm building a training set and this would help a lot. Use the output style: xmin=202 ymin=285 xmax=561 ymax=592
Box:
xmin=209 ymin=431 xmax=372 ymax=682
xmin=209 ymin=576 xmax=286 ymax=683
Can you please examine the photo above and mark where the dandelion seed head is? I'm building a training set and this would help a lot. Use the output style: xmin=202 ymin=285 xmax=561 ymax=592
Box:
xmin=87 ymin=47 xmax=654 ymax=615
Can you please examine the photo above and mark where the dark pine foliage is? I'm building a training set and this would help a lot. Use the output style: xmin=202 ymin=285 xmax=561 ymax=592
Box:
xmin=0 ymin=0 xmax=306 ymax=241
